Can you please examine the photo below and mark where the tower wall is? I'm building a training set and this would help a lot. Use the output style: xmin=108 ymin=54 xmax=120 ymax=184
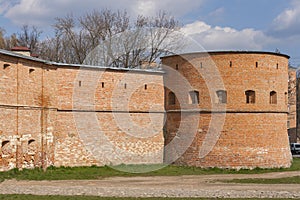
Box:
xmin=162 ymin=52 xmax=292 ymax=169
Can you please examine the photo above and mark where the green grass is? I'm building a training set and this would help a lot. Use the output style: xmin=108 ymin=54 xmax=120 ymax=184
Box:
xmin=0 ymin=195 xmax=295 ymax=200
xmin=225 ymin=175 xmax=300 ymax=184
xmin=0 ymin=158 xmax=299 ymax=182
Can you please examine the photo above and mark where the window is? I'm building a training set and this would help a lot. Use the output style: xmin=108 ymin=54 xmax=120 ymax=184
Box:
xmin=229 ymin=61 xmax=232 ymax=67
xmin=29 ymin=68 xmax=35 ymax=73
xmin=124 ymin=83 xmax=127 ymax=89
xmin=276 ymin=63 xmax=279 ymax=69
xmin=189 ymin=90 xmax=199 ymax=104
xmin=28 ymin=139 xmax=36 ymax=155
xmin=216 ymin=90 xmax=227 ymax=103
xmin=285 ymin=92 xmax=288 ymax=104
xmin=175 ymin=64 xmax=178 ymax=70
xmin=245 ymin=90 xmax=255 ymax=104
xmin=1 ymin=141 xmax=11 ymax=155
xmin=79 ymin=81 xmax=82 ymax=87
xmin=168 ymin=91 xmax=176 ymax=105
xmin=3 ymin=64 xmax=10 ymax=69
xmin=101 ymin=82 xmax=105 ymax=88
xmin=255 ymin=62 xmax=258 ymax=68
xmin=145 ymin=84 xmax=147 ymax=90
xmin=270 ymin=91 xmax=277 ymax=104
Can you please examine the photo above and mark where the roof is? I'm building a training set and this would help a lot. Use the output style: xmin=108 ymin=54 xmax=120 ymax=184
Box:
xmin=0 ymin=48 xmax=164 ymax=74
xmin=11 ymin=46 xmax=30 ymax=51
xmin=161 ymin=51 xmax=290 ymax=59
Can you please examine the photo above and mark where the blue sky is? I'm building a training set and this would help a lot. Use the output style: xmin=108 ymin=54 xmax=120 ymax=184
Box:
xmin=0 ymin=0 xmax=300 ymax=66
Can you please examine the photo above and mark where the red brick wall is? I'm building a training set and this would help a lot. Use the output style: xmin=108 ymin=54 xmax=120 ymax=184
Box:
xmin=53 ymin=66 xmax=165 ymax=166
xmin=0 ymin=53 xmax=165 ymax=170
xmin=0 ymin=50 xmax=293 ymax=170
xmin=162 ymin=52 xmax=292 ymax=169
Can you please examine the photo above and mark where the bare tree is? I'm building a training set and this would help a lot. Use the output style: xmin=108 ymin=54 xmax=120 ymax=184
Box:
xmin=17 ymin=25 xmax=42 ymax=53
xmin=0 ymin=28 xmax=6 ymax=49
xmin=143 ymin=11 xmax=182 ymax=64
xmin=82 ymin=10 xmax=183 ymax=68
xmin=40 ymin=9 xmax=183 ymax=67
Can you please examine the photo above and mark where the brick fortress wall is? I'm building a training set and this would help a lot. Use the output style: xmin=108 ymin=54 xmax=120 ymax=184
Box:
xmin=0 ymin=51 xmax=165 ymax=171
xmin=0 ymin=49 xmax=293 ymax=171
xmin=162 ymin=52 xmax=292 ymax=169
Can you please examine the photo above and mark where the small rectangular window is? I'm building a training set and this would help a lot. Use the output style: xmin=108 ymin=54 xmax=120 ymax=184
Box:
xmin=124 ymin=83 xmax=127 ymax=89
xmin=101 ymin=82 xmax=105 ymax=88
xmin=216 ymin=90 xmax=227 ymax=103
xmin=270 ymin=91 xmax=277 ymax=104
xmin=79 ymin=81 xmax=82 ymax=87
xmin=145 ymin=84 xmax=147 ymax=90
xmin=245 ymin=90 xmax=255 ymax=104
xmin=168 ymin=92 xmax=176 ymax=105
xmin=175 ymin=64 xmax=178 ymax=70
xmin=256 ymin=62 xmax=258 ymax=68
xmin=3 ymin=64 xmax=10 ymax=69
xmin=189 ymin=90 xmax=199 ymax=104
xmin=229 ymin=61 xmax=232 ymax=67
xmin=29 ymin=68 xmax=35 ymax=73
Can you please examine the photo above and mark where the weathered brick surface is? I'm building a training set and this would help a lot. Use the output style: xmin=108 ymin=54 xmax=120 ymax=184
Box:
xmin=0 ymin=50 xmax=293 ymax=170
xmin=0 ymin=51 xmax=165 ymax=170
xmin=288 ymin=68 xmax=297 ymax=142
xmin=162 ymin=52 xmax=292 ymax=169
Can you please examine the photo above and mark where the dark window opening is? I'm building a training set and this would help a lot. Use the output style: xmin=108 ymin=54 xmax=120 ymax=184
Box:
xmin=124 ymin=83 xmax=127 ymax=89
xmin=175 ymin=64 xmax=178 ymax=70
xmin=28 ymin=139 xmax=36 ymax=154
xmin=145 ymin=84 xmax=147 ymax=90
xmin=229 ymin=61 xmax=232 ymax=67
xmin=245 ymin=90 xmax=255 ymax=104
xmin=3 ymin=64 xmax=10 ymax=69
xmin=255 ymin=62 xmax=258 ymax=68
xmin=276 ymin=63 xmax=279 ymax=69
xmin=1 ymin=141 xmax=9 ymax=147
xmin=168 ymin=91 xmax=176 ymax=105
xmin=101 ymin=82 xmax=105 ymax=88
xmin=29 ymin=68 xmax=35 ymax=73
xmin=270 ymin=91 xmax=277 ymax=104
xmin=216 ymin=90 xmax=227 ymax=103
xmin=79 ymin=81 xmax=82 ymax=87
xmin=189 ymin=90 xmax=199 ymax=104
xmin=1 ymin=140 xmax=10 ymax=155
xmin=28 ymin=139 xmax=35 ymax=145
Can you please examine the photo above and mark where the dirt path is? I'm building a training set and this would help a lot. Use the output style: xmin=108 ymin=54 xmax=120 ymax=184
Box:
xmin=0 ymin=171 xmax=300 ymax=198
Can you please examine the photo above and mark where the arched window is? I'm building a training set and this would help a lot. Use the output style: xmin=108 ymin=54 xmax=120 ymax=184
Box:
xmin=245 ymin=90 xmax=255 ymax=104
xmin=216 ymin=90 xmax=227 ymax=104
xmin=189 ymin=90 xmax=199 ymax=104
xmin=270 ymin=91 xmax=277 ymax=104
xmin=28 ymin=139 xmax=36 ymax=155
xmin=168 ymin=92 xmax=176 ymax=105
xmin=1 ymin=140 xmax=11 ymax=155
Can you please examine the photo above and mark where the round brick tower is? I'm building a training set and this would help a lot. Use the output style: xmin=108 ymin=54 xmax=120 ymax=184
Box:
xmin=162 ymin=51 xmax=292 ymax=169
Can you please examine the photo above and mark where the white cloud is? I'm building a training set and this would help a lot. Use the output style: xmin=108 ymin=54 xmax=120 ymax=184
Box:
xmin=270 ymin=0 xmax=300 ymax=37
xmin=1 ymin=0 xmax=205 ymax=27
xmin=181 ymin=21 xmax=276 ymax=51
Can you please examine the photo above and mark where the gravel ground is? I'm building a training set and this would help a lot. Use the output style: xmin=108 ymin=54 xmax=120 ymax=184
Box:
xmin=0 ymin=171 xmax=300 ymax=198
